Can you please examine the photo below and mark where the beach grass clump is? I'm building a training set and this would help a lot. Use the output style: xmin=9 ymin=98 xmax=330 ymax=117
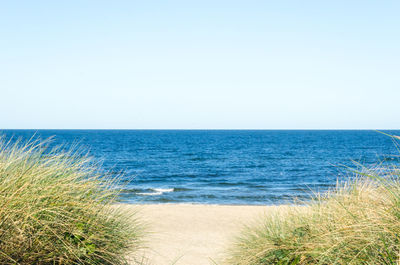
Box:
xmin=228 ymin=165 xmax=400 ymax=264
xmin=0 ymin=137 xmax=143 ymax=265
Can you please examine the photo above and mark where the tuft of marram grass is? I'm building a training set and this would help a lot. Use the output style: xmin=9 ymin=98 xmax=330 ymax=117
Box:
xmin=228 ymin=166 xmax=400 ymax=265
xmin=0 ymin=137 xmax=143 ymax=265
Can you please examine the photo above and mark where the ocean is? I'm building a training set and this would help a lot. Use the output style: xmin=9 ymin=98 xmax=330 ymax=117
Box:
xmin=1 ymin=130 xmax=399 ymax=205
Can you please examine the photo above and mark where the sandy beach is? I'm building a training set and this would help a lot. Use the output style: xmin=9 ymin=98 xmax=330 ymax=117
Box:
xmin=127 ymin=204 xmax=289 ymax=265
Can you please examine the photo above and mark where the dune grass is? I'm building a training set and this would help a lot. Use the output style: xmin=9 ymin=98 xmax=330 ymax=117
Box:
xmin=0 ymin=137 xmax=143 ymax=265
xmin=228 ymin=155 xmax=400 ymax=264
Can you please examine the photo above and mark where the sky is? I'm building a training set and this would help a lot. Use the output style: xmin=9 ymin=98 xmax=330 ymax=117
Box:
xmin=0 ymin=1 xmax=399 ymax=129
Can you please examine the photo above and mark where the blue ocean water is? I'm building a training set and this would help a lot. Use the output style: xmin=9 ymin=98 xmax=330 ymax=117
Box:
xmin=1 ymin=130 xmax=399 ymax=205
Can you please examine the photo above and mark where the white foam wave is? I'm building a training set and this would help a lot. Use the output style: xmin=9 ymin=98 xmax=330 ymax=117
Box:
xmin=137 ymin=188 xmax=174 ymax=196
xmin=153 ymin=188 xmax=174 ymax=193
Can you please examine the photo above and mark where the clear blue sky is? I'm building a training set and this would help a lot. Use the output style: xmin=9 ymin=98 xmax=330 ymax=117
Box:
xmin=1 ymin=1 xmax=399 ymax=129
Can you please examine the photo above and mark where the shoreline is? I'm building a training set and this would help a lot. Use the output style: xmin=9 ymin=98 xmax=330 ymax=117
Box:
xmin=121 ymin=202 xmax=297 ymax=206
xmin=123 ymin=203 xmax=294 ymax=265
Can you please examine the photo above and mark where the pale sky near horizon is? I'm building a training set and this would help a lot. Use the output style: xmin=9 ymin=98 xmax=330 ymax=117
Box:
xmin=0 ymin=1 xmax=399 ymax=129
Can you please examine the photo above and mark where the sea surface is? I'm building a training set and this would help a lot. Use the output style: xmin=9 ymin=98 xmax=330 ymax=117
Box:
xmin=1 ymin=130 xmax=399 ymax=205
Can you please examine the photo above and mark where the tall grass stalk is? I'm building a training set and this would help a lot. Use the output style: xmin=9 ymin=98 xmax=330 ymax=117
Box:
xmin=0 ymin=137 xmax=143 ymax=264
xmin=228 ymin=164 xmax=400 ymax=264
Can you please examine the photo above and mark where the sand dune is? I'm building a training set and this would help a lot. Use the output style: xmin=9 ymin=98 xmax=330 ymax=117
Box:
xmin=127 ymin=204 xmax=289 ymax=265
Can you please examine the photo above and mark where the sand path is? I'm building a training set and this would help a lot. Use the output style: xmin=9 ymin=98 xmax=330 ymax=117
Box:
xmin=127 ymin=204 xmax=285 ymax=265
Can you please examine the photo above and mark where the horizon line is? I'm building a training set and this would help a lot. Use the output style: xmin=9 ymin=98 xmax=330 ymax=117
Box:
xmin=0 ymin=128 xmax=399 ymax=131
